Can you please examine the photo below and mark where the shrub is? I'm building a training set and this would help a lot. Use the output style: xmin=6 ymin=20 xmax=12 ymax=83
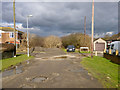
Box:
xmin=1 ymin=43 xmax=15 ymax=52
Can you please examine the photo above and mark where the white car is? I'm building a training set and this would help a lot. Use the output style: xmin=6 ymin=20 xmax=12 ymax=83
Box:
xmin=110 ymin=41 xmax=120 ymax=56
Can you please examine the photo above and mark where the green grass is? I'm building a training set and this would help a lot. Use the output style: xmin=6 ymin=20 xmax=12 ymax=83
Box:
xmin=2 ymin=54 xmax=34 ymax=71
xmin=62 ymin=48 xmax=67 ymax=52
xmin=81 ymin=56 xmax=119 ymax=88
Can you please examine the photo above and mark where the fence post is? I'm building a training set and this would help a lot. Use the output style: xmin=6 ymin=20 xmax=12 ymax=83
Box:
xmin=109 ymin=49 xmax=111 ymax=54
xmin=95 ymin=51 xmax=97 ymax=56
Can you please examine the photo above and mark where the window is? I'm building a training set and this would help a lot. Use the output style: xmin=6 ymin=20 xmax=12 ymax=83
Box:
xmin=10 ymin=32 xmax=14 ymax=38
xmin=0 ymin=33 xmax=1 ymax=38
xmin=111 ymin=44 xmax=114 ymax=49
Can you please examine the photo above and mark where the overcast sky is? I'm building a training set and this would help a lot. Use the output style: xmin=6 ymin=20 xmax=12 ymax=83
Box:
xmin=0 ymin=1 xmax=118 ymax=37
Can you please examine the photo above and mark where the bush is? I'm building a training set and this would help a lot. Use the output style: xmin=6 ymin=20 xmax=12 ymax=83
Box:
xmin=61 ymin=33 xmax=91 ymax=49
xmin=44 ymin=35 xmax=62 ymax=48
xmin=1 ymin=43 xmax=15 ymax=52
xmin=29 ymin=35 xmax=44 ymax=47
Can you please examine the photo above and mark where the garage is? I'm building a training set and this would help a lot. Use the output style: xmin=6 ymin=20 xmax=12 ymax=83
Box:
xmin=95 ymin=43 xmax=105 ymax=51
xmin=94 ymin=38 xmax=106 ymax=52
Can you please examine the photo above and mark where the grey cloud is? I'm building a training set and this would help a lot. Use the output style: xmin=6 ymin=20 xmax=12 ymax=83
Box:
xmin=2 ymin=0 xmax=120 ymax=2
xmin=1 ymin=2 xmax=118 ymax=37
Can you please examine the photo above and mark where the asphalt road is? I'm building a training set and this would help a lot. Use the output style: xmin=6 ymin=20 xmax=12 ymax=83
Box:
xmin=2 ymin=48 xmax=103 ymax=88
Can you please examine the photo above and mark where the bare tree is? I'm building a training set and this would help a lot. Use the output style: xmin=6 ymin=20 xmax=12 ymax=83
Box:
xmin=19 ymin=33 xmax=27 ymax=49
xmin=29 ymin=34 xmax=44 ymax=47
xmin=44 ymin=35 xmax=62 ymax=48
xmin=61 ymin=33 xmax=91 ymax=49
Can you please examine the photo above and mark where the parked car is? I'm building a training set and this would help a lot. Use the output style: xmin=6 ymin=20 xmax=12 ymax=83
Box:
xmin=67 ymin=45 xmax=75 ymax=52
xmin=110 ymin=41 xmax=120 ymax=56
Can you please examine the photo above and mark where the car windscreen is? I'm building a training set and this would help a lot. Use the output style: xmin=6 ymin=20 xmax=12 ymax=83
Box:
xmin=67 ymin=45 xmax=75 ymax=48
xmin=111 ymin=44 xmax=114 ymax=49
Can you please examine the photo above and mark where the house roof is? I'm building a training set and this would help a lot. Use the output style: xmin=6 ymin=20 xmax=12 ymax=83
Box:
xmin=0 ymin=27 xmax=23 ymax=33
xmin=94 ymin=38 xmax=106 ymax=44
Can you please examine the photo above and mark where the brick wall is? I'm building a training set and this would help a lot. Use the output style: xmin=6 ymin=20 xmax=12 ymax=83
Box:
xmin=0 ymin=33 xmax=18 ymax=43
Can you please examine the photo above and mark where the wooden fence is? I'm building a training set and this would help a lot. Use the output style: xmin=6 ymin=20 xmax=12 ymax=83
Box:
xmin=104 ymin=49 xmax=120 ymax=64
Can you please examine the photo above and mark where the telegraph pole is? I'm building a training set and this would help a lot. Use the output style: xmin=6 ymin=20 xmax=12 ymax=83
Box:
xmin=91 ymin=0 xmax=94 ymax=58
xmin=13 ymin=0 xmax=16 ymax=57
xmin=84 ymin=16 xmax=86 ymax=41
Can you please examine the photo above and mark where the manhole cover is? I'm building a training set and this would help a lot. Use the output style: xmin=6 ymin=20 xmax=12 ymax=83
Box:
xmin=31 ymin=76 xmax=48 ymax=83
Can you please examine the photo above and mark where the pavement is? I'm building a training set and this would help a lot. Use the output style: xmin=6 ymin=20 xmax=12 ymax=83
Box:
xmin=2 ymin=47 xmax=103 ymax=88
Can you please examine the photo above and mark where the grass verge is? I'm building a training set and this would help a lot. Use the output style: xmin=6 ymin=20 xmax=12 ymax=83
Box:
xmin=80 ymin=51 xmax=91 ymax=53
xmin=81 ymin=56 xmax=119 ymax=88
xmin=2 ymin=54 xmax=34 ymax=71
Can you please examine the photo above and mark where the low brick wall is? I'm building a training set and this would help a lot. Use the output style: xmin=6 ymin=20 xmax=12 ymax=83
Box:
xmin=103 ymin=53 xmax=120 ymax=64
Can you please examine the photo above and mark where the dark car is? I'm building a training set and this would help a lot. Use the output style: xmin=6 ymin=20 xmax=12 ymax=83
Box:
xmin=67 ymin=45 xmax=75 ymax=52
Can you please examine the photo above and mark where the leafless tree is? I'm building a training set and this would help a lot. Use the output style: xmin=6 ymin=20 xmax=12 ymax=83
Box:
xmin=44 ymin=35 xmax=62 ymax=48
xmin=61 ymin=33 xmax=91 ymax=49
xmin=29 ymin=34 xmax=44 ymax=47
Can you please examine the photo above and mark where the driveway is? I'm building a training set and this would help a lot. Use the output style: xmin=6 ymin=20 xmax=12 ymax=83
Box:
xmin=2 ymin=47 xmax=103 ymax=88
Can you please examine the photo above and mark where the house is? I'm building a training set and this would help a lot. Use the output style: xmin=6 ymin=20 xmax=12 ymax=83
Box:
xmin=0 ymin=27 xmax=23 ymax=46
xmin=94 ymin=38 xmax=107 ymax=52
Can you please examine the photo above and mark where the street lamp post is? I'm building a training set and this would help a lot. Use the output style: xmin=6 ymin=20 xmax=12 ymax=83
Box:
xmin=27 ymin=15 xmax=33 ymax=57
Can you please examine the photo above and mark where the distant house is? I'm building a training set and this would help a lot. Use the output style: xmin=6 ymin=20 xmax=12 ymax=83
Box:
xmin=94 ymin=38 xmax=107 ymax=51
xmin=0 ymin=27 xmax=23 ymax=45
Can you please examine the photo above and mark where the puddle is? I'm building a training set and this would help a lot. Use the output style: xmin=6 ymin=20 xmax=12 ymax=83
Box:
xmin=53 ymin=56 xmax=67 ymax=60
xmin=31 ymin=76 xmax=48 ymax=83
xmin=2 ymin=65 xmax=23 ymax=77
xmin=53 ymin=58 xmax=65 ymax=60
xmin=41 ymin=57 xmax=49 ymax=59
xmin=15 ymin=65 xmax=23 ymax=74
xmin=2 ymin=69 xmax=14 ymax=77
xmin=39 ymin=55 xmax=77 ymax=61
xmin=54 ymin=56 xmax=67 ymax=59
xmin=53 ymin=55 xmax=77 ymax=60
